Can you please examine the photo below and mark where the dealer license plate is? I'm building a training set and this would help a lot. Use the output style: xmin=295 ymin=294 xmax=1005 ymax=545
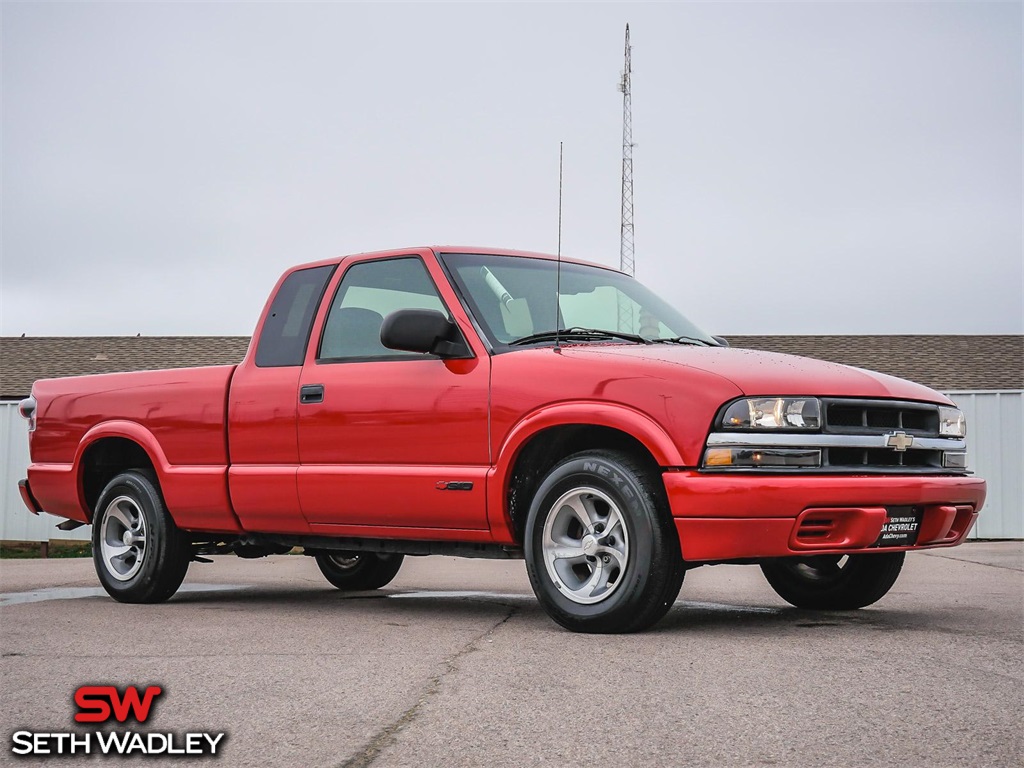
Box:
xmin=873 ymin=506 xmax=923 ymax=547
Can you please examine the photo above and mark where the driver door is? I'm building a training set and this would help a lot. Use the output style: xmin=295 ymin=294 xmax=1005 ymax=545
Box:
xmin=295 ymin=254 xmax=491 ymax=533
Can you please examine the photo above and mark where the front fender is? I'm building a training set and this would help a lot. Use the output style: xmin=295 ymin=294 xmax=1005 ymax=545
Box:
xmin=486 ymin=402 xmax=685 ymax=542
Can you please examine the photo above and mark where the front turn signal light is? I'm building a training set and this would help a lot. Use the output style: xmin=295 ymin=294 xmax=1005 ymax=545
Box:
xmin=702 ymin=447 xmax=821 ymax=469
xmin=704 ymin=448 xmax=734 ymax=466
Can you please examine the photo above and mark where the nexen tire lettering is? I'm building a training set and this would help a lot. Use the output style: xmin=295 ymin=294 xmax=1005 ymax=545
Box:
xmin=582 ymin=461 xmax=637 ymax=499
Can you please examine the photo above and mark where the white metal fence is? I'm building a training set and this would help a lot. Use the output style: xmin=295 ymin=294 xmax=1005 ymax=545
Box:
xmin=947 ymin=391 xmax=1024 ymax=539
xmin=1 ymin=401 xmax=90 ymax=542
xmin=2 ymin=393 xmax=1022 ymax=542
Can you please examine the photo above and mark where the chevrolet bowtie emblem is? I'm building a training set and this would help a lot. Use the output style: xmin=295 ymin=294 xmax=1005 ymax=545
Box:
xmin=885 ymin=431 xmax=914 ymax=452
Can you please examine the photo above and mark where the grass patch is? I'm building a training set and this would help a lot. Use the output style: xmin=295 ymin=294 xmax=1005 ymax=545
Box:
xmin=0 ymin=541 xmax=92 ymax=559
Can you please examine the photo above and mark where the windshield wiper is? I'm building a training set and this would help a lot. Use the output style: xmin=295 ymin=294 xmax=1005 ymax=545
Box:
xmin=510 ymin=327 xmax=652 ymax=346
xmin=649 ymin=336 xmax=715 ymax=347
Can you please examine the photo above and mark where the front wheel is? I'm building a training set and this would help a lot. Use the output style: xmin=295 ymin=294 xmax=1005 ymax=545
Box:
xmin=524 ymin=450 xmax=684 ymax=634
xmin=314 ymin=551 xmax=404 ymax=590
xmin=760 ymin=552 xmax=905 ymax=610
xmin=92 ymin=470 xmax=191 ymax=603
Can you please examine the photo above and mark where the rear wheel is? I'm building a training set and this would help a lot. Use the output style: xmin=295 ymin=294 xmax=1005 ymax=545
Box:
xmin=524 ymin=450 xmax=684 ymax=634
xmin=92 ymin=470 xmax=191 ymax=603
xmin=760 ymin=552 xmax=905 ymax=610
xmin=314 ymin=551 xmax=404 ymax=590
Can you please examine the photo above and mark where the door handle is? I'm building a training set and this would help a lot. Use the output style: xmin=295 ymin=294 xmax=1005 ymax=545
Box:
xmin=299 ymin=384 xmax=324 ymax=404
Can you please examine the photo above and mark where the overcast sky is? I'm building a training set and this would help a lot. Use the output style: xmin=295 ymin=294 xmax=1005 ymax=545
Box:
xmin=2 ymin=1 xmax=1021 ymax=337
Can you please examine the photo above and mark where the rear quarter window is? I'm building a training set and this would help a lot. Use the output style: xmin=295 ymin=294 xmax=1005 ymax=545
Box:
xmin=255 ymin=264 xmax=336 ymax=367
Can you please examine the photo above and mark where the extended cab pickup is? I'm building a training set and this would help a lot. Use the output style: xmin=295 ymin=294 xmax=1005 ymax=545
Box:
xmin=18 ymin=247 xmax=987 ymax=632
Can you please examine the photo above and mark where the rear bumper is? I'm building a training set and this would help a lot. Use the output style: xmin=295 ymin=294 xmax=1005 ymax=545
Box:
xmin=18 ymin=479 xmax=43 ymax=515
xmin=24 ymin=463 xmax=89 ymax=522
xmin=664 ymin=471 xmax=987 ymax=562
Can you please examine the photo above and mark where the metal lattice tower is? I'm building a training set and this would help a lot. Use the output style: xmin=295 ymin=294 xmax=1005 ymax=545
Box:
xmin=617 ymin=24 xmax=636 ymax=331
xmin=618 ymin=24 xmax=635 ymax=277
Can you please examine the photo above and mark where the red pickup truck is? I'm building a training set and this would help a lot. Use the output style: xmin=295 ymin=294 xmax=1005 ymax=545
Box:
xmin=18 ymin=246 xmax=986 ymax=632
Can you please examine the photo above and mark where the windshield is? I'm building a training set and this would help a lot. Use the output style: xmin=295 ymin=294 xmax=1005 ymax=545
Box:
xmin=440 ymin=253 xmax=715 ymax=347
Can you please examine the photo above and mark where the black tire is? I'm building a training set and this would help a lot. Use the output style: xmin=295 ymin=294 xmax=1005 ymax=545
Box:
xmin=92 ymin=470 xmax=191 ymax=603
xmin=524 ymin=449 xmax=684 ymax=634
xmin=760 ymin=552 xmax=905 ymax=610
xmin=314 ymin=551 xmax=405 ymax=590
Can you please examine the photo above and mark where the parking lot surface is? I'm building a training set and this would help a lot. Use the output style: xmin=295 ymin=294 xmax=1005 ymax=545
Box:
xmin=2 ymin=542 xmax=1021 ymax=767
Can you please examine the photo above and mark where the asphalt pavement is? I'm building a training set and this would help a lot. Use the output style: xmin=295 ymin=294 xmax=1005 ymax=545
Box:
xmin=1 ymin=542 xmax=1021 ymax=767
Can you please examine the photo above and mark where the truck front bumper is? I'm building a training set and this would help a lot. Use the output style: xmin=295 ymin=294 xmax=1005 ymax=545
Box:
xmin=664 ymin=471 xmax=987 ymax=562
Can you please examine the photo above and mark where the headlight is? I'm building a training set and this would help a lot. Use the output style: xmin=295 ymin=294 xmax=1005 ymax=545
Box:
xmin=938 ymin=406 xmax=966 ymax=437
xmin=721 ymin=398 xmax=821 ymax=430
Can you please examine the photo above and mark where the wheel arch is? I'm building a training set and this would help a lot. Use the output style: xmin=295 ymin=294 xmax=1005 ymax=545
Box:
xmin=491 ymin=404 xmax=681 ymax=544
xmin=75 ymin=422 xmax=167 ymax=521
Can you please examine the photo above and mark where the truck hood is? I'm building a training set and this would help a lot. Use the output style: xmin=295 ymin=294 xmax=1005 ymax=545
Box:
xmin=559 ymin=344 xmax=951 ymax=404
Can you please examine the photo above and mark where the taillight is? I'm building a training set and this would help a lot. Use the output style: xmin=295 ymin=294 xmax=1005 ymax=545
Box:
xmin=19 ymin=396 xmax=36 ymax=432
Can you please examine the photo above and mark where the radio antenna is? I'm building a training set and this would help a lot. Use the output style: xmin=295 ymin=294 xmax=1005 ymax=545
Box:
xmin=555 ymin=141 xmax=563 ymax=350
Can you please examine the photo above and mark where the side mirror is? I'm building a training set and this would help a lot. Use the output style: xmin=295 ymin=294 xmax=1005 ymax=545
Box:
xmin=380 ymin=309 xmax=471 ymax=358
xmin=712 ymin=335 xmax=730 ymax=347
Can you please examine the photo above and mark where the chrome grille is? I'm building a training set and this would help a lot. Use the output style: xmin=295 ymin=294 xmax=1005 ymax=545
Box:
xmin=704 ymin=398 xmax=965 ymax=474
xmin=822 ymin=400 xmax=945 ymax=471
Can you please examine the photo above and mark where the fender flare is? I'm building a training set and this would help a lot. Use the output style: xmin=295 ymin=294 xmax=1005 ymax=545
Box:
xmin=75 ymin=420 xmax=170 ymax=471
xmin=73 ymin=421 xmax=170 ymax=516
xmin=74 ymin=420 xmax=241 ymax=533
xmin=487 ymin=402 xmax=683 ymax=542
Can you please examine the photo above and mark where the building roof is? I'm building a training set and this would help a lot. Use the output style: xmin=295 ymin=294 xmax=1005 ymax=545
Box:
xmin=727 ymin=335 xmax=1022 ymax=392
xmin=1 ymin=334 xmax=1020 ymax=399
xmin=1 ymin=336 xmax=251 ymax=399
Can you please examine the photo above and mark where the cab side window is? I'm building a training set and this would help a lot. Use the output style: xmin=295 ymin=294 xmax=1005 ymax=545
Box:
xmin=319 ymin=257 xmax=449 ymax=361
xmin=256 ymin=264 xmax=336 ymax=367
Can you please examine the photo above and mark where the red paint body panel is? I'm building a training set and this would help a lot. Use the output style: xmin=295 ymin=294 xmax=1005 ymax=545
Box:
xmin=227 ymin=466 xmax=306 ymax=533
xmin=158 ymin=466 xmax=236 ymax=533
xmin=227 ymin=366 xmax=304 ymax=528
xmin=298 ymin=466 xmax=489 ymax=528
xmin=19 ymin=245 xmax=987 ymax=565
xmin=675 ymin=512 xmax=979 ymax=562
xmin=18 ymin=479 xmax=43 ymax=515
xmin=787 ymin=507 xmax=890 ymax=549
xmin=665 ymin=471 xmax=986 ymax=561
xmin=228 ymin=366 xmax=301 ymax=466
xmin=31 ymin=367 xmax=234 ymax=466
xmin=663 ymin=471 xmax=987 ymax=518
xmin=294 ymin=357 xmax=489 ymax=528
xmin=27 ymin=376 xmax=242 ymax=531
xmin=24 ymin=463 xmax=82 ymax=522
xmin=296 ymin=358 xmax=489 ymax=466
xmin=592 ymin=345 xmax=952 ymax=404
xmin=490 ymin=347 xmax=741 ymax=469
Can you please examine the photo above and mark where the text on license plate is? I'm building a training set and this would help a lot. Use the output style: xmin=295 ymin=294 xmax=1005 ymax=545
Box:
xmin=874 ymin=507 xmax=922 ymax=547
